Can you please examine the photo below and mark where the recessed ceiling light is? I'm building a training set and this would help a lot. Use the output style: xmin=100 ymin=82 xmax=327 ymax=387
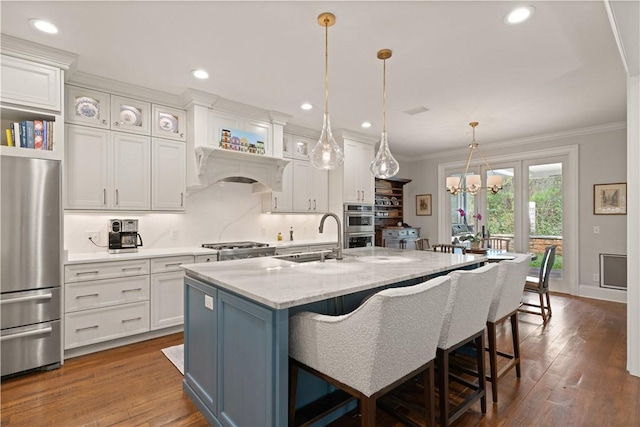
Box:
xmin=504 ymin=6 xmax=535 ymax=25
xmin=192 ymin=69 xmax=209 ymax=80
xmin=301 ymin=103 xmax=313 ymax=110
xmin=29 ymin=19 xmax=58 ymax=34
xmin=361 ymin=121 xmax=372 ymax=128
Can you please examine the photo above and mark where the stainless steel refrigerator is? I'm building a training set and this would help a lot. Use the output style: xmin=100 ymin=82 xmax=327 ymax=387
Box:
xmin=1 ymin=156 xmax=62 ymax=376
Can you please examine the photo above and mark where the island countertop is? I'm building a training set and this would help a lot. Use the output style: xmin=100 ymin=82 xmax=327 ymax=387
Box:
xmin=182 ymin=247 xmax=487 ymax=309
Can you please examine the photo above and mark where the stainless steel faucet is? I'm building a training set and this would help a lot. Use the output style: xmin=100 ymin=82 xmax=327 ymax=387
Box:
xmin=318 ymin=212 xmax=343 ymax=260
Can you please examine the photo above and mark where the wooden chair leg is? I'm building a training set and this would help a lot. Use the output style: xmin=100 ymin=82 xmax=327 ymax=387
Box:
xmin=361 ymin=396 xmax=376 ymax=427
xmin=289 ymin=362 xmax=298 ymax=427
xmin=486 ymin=321 xmax=499 ymax=403
xmin=545 ymin=291 xmax=552 ymax=315
xmin=538 ymin=293 xmax=547 ymax=322
xmin=511 ymin=312 xmax=522 ymax=378
xmin=424 ymin=363 xmax=435 ymax=427
xmin=437 ymin=347 xmax=450 ymax=426
xmin=475 ymin=334 xmax=487 ymax=414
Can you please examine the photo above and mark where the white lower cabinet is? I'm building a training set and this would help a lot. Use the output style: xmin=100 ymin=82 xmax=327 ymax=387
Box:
xmin=65 ymin=301 xmax=150 ymax=349
xmin=150 ymin=255 xmax=194 ymax=330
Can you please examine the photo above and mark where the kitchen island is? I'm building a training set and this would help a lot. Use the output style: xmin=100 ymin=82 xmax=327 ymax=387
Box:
xmin=181 ymin=247 xmax=487 ymax=427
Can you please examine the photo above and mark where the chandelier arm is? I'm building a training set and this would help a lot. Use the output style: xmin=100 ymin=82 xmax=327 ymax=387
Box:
xmin=475 ymin=146 xmax=497 ymax=175
xmin=459 ymin=144 xmax=475 ymax=187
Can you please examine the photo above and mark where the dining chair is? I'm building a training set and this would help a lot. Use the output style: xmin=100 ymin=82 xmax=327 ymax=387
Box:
xmin=519 ymin=245 xmax=556 ymax=323
xmin=415 ymin=238 xmax=430 ymax=250
xmin=289 ymin=276 xmax=452 ymax=427
xmin=432 ymin=244 xmax=467 ymax=254
xmin=485 ymin=254 xmax=530 ymax=402
xmin=481 ymin=237 xmax=511 ymax=252
xmin=436 ymin=264 xmax=499 ymax=426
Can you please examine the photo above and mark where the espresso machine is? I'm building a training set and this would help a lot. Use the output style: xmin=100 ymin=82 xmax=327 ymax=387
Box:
xmin=108 ymin=219 xmax=143 ymax=253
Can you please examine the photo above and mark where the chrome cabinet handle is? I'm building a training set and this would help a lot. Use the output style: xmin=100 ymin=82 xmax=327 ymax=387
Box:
xmin=122 ymin=267 xmax=142 ymax=271
xmin=115 ymin=189 xmax=119 ymax=206
xmin=314 ymin=199 xmax=317 ymax=210
xmin=122 ymin=288 xmax=142 ymax=293
xmin=1 ymin=326 xmax=53 ymax=341
xmin=1 ymin=293 xmax=52 ymax=304
xmin=77 ymin=270 xmax=99 ymax=276
xmin=181 ymin=192 xmax=184 ymax=207
xmin=274 ymin=197 xmax=278 ymax=209
xmin=103 ymin=189 xmax=106 ymax=205
xmin=76 ymin=293 xmax=99 ymax=299
xmin=308 ymin=199 xmax=311 ymax=210
xmin=76 ymin=325 xmax=99 ymax=332
xmin=165 ymin=262 xmax=182 ymax=267
xmin=121 ymin=317 xmax=142 ymax=323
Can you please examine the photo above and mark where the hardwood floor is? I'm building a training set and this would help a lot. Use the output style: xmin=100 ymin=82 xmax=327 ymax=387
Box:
xmin=2 ymin=293 xmax=639 ymax=426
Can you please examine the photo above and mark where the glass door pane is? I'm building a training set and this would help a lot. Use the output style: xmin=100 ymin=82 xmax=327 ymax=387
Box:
xmin=449 ymin=173 xmax=477 ymax=243
xmin=528 ymin=162 xmax=563 ymax=279
xmin=485 ymin=167 xmax=516 ymax=248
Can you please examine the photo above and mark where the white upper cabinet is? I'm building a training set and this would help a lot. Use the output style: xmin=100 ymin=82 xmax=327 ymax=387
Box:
xmin=66 ymin=86 xmax=111 ymax=129
xmin=65 ymin=124 xmax=151 ymax=210
xmin=343 ymin=139 xmax=374 ymax=204
xmin=262 ymin=161 xmax=292 ymax=213
xmin=151 ymin=138 xmax=185 ymax=211
xmin=210 ymin=110 xmax=271 ymax=153
xmin=292 ymin=160 xmax=328 ymax=213
xmin=1 ymin=55 xmax=61 ymax=111
xmin=110 ymin=95 xmax=151 ymax=135
xmin=291 ymin=135 xmax=314 ymax=161
xmin=152 ymin=104 xmax=186 ymax=141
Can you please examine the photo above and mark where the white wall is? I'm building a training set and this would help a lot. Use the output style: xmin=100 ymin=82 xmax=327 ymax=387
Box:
xmin=402 ymin=126 xmax=627 ymax=293
xmin=64 ymin=182 xmax=332 ymax=254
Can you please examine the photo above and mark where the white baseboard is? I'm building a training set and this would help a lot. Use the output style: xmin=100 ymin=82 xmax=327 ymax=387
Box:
xmin=579 ymin=283 xmax=627 ymax=303
xmin=64 ymin=325 xmax=183 ymax=360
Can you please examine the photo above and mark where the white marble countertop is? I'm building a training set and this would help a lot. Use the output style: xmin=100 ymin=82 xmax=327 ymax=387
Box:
xmin=263 ymin=237 xmax=339 ymax=249
xmin=182 ymin=247 xmax=487 ymax=310
xmin=65 ymin=246 xmax=218 ymax=264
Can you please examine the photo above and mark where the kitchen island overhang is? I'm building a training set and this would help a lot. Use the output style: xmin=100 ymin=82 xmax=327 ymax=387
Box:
xmin=181 ymin=247 xmax=487 ymax=427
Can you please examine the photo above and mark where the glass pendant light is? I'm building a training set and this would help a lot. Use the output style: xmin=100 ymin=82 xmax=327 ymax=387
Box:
xmin=310 ymin=12 xmax=344 ymax=171
xmin=370 ymin=49 xmax=399 ymax=179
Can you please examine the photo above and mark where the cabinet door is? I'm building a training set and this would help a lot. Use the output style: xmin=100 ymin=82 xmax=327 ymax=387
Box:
xmin=291 ymin=135 xmax=313 ymax=161
xmin=267 ymin=161 xmax=292 ymax=212
xmin=358 ymin=143 xmax=375 ymax=204
xmin=112 ymin=132 xmax=151 ymax=210
xmin=292 ymin=160 xmax=313 ymax=212
xmin=152 ymin=104 xmax=186 ymax=141
xmin=312 ymin=166 xmax=328 ymax=212
xmin=65 ymin=124 xmax=110 ymax=209
xmin=66 ymin=86 xmax=110 ymax=129
xmin=342 ymin=140 xmax=360 ymax=203
xmin=150 ymin=271 xmax=185 ymax=330
xmin=282 ymin=133 xmax=293 ymax=158
xmin=1 ymin=55 xmax=61 ymax=111
xmin=152 ymin=138 xmax=186 ymax=210
xmin=110 ymin=95 xmax=151 ymax=135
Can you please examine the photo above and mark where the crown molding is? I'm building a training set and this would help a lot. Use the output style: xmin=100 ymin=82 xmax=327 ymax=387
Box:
xmin=410 ymin=121 xmax=627 ymax=162
xmin=180 ymin=88 xmax=219 ymax=109
xmin=284 ymin=123 xmax=320 ymax=139
xmin=269 ymin=110 xmax=292 ymax=126
xmin=67 ymin=71 xmax=182 ymax=107
xmin=333 ymin=128 xmax=379 ymax=145
xmin=0 ymin=34 xmax=77 ymax=71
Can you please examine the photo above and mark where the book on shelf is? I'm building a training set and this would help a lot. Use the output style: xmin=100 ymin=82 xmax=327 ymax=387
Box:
xmin=25 ymin=121 xmax=34 ymax=149
xmin=5 ymin=120 xmax=55 ymax=150
xmin=34 ymin=120 xmax=44 ymax=150
xmin=5 ymin=128 xmax=13 ymax=146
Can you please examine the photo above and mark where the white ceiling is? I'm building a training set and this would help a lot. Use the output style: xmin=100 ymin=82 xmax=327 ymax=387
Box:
xmin=0 ymin=1 xmax=628 ymax=159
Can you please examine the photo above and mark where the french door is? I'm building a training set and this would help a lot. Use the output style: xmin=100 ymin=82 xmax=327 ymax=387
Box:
xmin=442 ymin=147 xmax=577 ymax=294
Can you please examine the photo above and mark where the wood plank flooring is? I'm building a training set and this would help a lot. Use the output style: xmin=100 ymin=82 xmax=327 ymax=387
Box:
xmin=2 ymin=293 xmax=639 ymax=426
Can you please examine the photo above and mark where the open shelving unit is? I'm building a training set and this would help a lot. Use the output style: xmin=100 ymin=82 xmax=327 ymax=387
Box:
xmin=374 ymin=177 xmax=411 ymax=246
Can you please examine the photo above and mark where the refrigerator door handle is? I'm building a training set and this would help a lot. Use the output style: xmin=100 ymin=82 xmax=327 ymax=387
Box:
xmin=0 ymin=326 xmax=53 ymax=342
xmin=0 ymin=292 xmax=53 ymax=305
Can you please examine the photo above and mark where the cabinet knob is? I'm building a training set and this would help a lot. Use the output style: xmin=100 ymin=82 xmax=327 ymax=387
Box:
xmin=114 ymin=121 xmax=120 ymax=126
xmin=102 ymin=119 xmax=107 ymax=125
xmin=180 ymin=133 xmax=184 ymax=138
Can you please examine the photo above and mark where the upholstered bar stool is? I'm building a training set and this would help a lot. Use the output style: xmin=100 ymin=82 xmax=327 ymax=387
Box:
xmin=289 ymin=276 xmax=452 ymax=427
xmin=436 ymin=264 xmax=499 ymax=426
xmin=486 ymin=254 xmax=530 ymax=402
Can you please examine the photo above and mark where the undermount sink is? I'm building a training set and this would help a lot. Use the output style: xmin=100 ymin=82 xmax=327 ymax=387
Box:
xmin=273 ymin=250 xmax=335 ymax=264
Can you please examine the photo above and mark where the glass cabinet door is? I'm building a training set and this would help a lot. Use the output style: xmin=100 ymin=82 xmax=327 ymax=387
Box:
xmin=65 ymin=86 xmax=110 ymax=129
xmin=152 ymin=104 xmax=186 ymax=141
xmin=110 ymin=95 xmax=151 ymax=135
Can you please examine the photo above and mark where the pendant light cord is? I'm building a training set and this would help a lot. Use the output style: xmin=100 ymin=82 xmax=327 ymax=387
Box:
xmin=382 ymin=58 xmax=386 ymax=134
xmin=324 ymin=19 xmax=329 ymax=116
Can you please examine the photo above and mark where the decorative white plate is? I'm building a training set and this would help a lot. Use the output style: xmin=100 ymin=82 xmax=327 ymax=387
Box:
xmin=391 ymin=197 xmax=399 ymax=206
xmin=75 ymin=97 xmax=100 ymax=119
xmin=119 ymin=105 xmax=142 ymax=126
xmin=158 ymin=113 xmax=178 ymax=133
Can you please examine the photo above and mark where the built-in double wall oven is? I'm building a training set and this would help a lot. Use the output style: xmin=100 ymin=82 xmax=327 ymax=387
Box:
xmin=343 ymin=203 xmax=375 ymax=248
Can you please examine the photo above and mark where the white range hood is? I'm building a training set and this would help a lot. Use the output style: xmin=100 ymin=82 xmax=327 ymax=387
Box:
xmin=190 ymin=146 xmax=290 ymax=192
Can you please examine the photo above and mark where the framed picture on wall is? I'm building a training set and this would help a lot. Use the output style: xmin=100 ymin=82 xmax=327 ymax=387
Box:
xmin=594 ymin=183 xmax=627 ymax=215
xmin=416 ymin=194 xmax=432 ymax=216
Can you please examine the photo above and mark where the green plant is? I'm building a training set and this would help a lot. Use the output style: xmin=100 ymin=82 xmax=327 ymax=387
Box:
xmin=459 ymin=232 xmax=483 ymax=243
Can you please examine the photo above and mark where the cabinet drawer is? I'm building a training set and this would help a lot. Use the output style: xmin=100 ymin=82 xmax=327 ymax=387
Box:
xmin=406 ymin=228 xmax=419 ymax=237
xmin=65 ymin=259 xmax=150 ymax=283
xmin=65 ymin=275 xmax=150 ymax=313
xmin=64 ymin=301 xmax=150 ymax=349
xmin=196 ymin=254 xmax=218 ymax=263
xmin=1 ymin=55 xmax=61 ymax=111
xmin=150 ymin=255 xmax=195 ymax=273
xmin=384 ymin=229 xmax=407 ymax=238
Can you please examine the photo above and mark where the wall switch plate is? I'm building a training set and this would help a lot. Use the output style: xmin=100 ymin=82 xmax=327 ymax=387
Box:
xmin=593 ymin=226 xmax=600 ymax=234
xmin=593 ymin=273 xmax=600 ymax=282
xmin=87 ymin=231 xmax=99 ymax=242
xmin=204 ymin=295 xmax=214 ymax=310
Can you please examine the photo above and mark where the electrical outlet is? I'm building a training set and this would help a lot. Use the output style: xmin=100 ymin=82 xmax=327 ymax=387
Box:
xmin=170 ymin=228 xmax=178 ymax=240
xmin=87 ymin=231 xmax=99 ymax=242
xmin=593 ymin=273 xmax=600 ymax=282
xmin=204 ymin=295 xmax=214 ymax=310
